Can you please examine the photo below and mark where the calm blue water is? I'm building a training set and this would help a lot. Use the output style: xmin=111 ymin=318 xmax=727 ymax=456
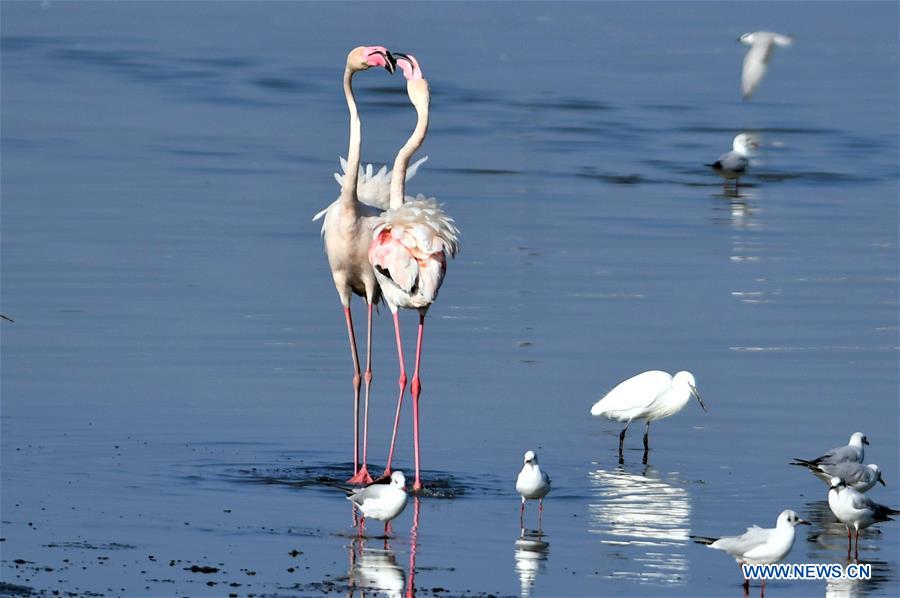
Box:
xmin=2 ymin=2 xmax=898 ymax=596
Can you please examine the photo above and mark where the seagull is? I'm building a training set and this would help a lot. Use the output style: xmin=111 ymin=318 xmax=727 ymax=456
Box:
xmin=693 ymin=509 xmax=809 ymax=591
xmin=706 ymin=133 xmax=757 ymax=194
xmin=791 ymin=460 xmax=884 ymax=493
xmin=739 ymin=31 xmax=793 ymax=100
xmin=589 ymin=370 xmax=706 ymax=463
xmin=346 ymin=471 xmax=409 ymax=532
xmin=793 ymin=432 xmax=868 ymax=468
xmin=516 ymin=451 xmax=551 ymax=527
xmin=828 ymin=477 xmax=899 ymax=558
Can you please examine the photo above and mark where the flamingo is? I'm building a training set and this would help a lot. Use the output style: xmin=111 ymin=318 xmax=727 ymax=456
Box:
xmin=368 ymin=54 xmax=459 ymax=491
xmin=312 ymin=46 xmax=395 ymax=485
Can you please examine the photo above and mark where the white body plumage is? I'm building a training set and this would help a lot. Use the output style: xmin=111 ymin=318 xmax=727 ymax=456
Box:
xmin=590 ymin=370 xmax=704 ymax=423
xmin=705 ymin=510 xmax=809 ymax=565
xmin=828 ymin=477 xmax=898 ymax=533
xmin=347 ymin=471 xmax=409 ymax=522
xmin=516 ymin=450 xmax=551 ymax=502
xmin=740 ymin=31 xmax=793 ymax=99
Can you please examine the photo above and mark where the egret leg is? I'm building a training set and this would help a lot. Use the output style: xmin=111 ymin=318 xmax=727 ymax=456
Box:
xmin=383 ymin=312 xmax=407 ymax=477
xmin=642 ymin=421 xmax=651 ymax=463
xmin=348 ymin=303 xmax=375 ymax=485
xmin=411 ymin=313 xmax=426 ymax=491
xmin=618 ymin=421 xmax=631 ymax=464
xmin=343 ymin=306 xmax=363 ymax=481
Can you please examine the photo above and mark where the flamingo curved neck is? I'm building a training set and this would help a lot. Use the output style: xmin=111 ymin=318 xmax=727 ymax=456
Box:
xmin=341 ymin=67 xmax=361 ymax=202
xmin=389 ymin=88 xmax=429 ymax=210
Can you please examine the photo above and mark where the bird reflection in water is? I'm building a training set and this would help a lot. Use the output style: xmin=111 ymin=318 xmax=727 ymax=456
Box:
xmin=824 ymin=558 xmax=892 ymax=598
xmin=349 ymin=536 xmax=406 ymax=598
xmin=588 ymin=464 xmax=690 ymax=585
xmin=406 ymin=497 xmax=420 ymax=598
xmin=805 ymin=499 xmax=895 ymax=598
xmin=515 ymin=527 xmax=550 ymax=598
xmin=347 ymin=497 xmax=420 ymax=598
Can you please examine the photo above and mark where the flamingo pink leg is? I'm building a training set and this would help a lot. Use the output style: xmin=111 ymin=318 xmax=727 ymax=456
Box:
xmin=348 ymin=303 xmax=375 ymax=485
xmin=411 ymin=313 xmax=426 ymax=491
xmin=342 ymin=306 xmax=363 ymax=481
xmin=383 ymin=312 xmax=407 ymax=476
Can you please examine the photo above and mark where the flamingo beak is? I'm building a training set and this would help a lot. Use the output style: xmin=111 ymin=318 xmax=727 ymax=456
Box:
xmin=368 ymin=49 xmax=396 ymax=74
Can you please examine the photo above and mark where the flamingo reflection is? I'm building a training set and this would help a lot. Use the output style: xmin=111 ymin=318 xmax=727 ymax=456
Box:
xmin=406 ymin=497 xmax=420 ymax=598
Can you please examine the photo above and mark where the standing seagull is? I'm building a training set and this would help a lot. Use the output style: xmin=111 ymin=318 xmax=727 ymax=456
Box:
xmin=706 ymin=133 xmax=757 ymax=194
xmin=369 ymin=53 xmax=459 ymax=491
xmin=346 ymin=471 xmax=410 ymax=535
xmin=313 ymin=46 xmax=395 ymax=485
xmin=793 ymin=432 xmax=868 ymax=468
xmin=827 ymin=477 xmax=898 ymax=558
xmin=516 ymin=450 xmax=551 ymax=528
xmin=693 ymin=510 xmax=809 ymax=592
xmin=791 ymin=460 xmax=884 ymax=493
xmin=590 ymin=370 xmax=706 ymax=463
xmin=739 ymin=31 xmax=793 ymax=100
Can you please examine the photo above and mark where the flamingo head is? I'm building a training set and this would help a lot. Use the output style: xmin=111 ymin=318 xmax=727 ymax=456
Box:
xmin=347 ymin=46 xmax=396 ymax=74
xmin=394 ymin=52 xmax=423 ymax=81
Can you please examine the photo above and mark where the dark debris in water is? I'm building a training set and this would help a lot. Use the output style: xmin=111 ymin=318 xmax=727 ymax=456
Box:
xmin=44 ymin=541 xmax=136 ymax=550
xmin=222 ymin=462 xmax=498 ymax=498
xmin=0 ymin=582 xmax=34 ymax=596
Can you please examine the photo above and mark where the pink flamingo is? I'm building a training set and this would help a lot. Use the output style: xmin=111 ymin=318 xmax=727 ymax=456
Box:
xmin=368 ymin=54 xmax=460 ymax=491
xmin=312 ymin=46 xmax=395 ymax=485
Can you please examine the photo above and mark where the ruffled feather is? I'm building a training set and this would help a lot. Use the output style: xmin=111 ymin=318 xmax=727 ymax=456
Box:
xmin=371 ymin=195 xmax=460 ymax=258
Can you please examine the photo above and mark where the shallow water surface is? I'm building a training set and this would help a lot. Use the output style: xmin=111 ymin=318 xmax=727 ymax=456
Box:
xmin=2 ymin=2 xmax=898 ymax=597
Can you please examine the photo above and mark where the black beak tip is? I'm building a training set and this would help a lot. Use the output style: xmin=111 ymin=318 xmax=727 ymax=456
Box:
xmin=384 ymin=51 xmax=397 ymax=74
xmin=879 ymin=478 xmax=886 ymax=486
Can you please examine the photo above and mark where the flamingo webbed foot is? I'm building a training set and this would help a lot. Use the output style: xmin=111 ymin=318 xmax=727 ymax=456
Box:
xmin=347 ymin=465 xmax=374 ymax=485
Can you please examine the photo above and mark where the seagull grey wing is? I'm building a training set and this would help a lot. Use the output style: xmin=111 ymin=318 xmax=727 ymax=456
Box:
xmin=542 ymin=470 xmax=552 ymax=486
xmin=822 ymin=444 xmax=862 ymax=465
xmin=718 ymin=151 xmax=749 ymax=174
xmin=742 ymin=40 xmax=774 ymax=99
xmin=827 ymin=462 xmax=868 ymax=487
xmin=714 ymin=525 xmax=771 ymax=556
